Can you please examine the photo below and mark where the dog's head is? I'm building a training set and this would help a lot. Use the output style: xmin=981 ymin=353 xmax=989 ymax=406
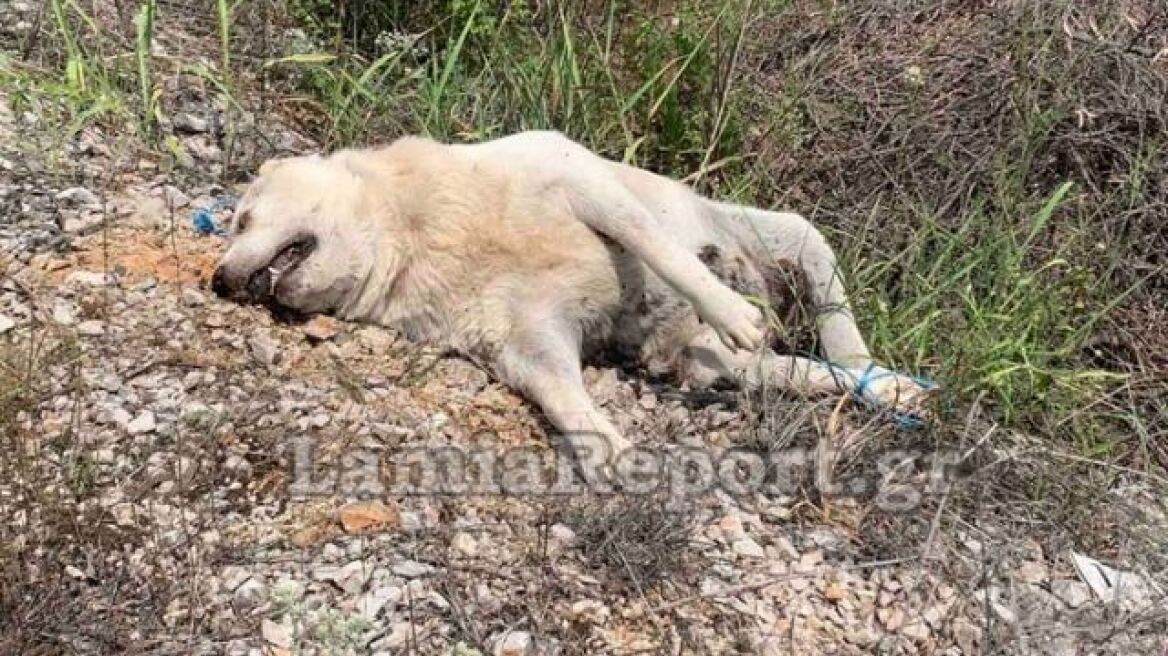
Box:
xmin=211 ymin=154 xmax=378 ymax=317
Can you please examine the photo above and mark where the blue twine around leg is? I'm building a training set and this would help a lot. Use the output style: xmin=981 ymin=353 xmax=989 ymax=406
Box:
xmin=816 ymin=357 xmax=937 ymax=430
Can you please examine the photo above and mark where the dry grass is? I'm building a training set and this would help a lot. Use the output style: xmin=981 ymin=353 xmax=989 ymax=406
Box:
xmin=560 ymin=494 xmax=703 ymax=588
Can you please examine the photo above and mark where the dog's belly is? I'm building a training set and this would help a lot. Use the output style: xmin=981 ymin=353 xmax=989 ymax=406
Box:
xmin=443 ymin=223 xmax=628 ymax=359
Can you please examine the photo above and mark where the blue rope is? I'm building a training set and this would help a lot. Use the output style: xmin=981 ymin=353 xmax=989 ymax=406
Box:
xmin=817 ymin=358 xmax=937 ymax=430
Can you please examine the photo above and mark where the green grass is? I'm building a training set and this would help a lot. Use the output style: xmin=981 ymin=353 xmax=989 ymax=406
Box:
xmin=844 ymin=184 xmax=1127 ymax=424
xmin=133 ymin=0 xmax=158 ymax=135
xmin=3 ymin=8 xmax=129 ymax=158
xmin=271 ymin=1 xmax=748 ymax=173
xmin=216 ymin=0 xmax=232 ymax=80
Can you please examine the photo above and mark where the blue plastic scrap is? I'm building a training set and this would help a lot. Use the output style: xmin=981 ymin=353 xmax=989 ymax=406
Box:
xmin=190 ymin=194 xmax=236 ymax=237
xmin=191 ymin=207 xmax=225 ymax=236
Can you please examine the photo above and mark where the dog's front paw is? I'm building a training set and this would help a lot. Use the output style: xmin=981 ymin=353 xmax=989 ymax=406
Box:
xmin=701 ymin=292 xmax=765 ymax=352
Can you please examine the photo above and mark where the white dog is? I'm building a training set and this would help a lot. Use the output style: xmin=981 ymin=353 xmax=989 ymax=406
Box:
xmin=212 ymin=131 xmax=933 ymax=464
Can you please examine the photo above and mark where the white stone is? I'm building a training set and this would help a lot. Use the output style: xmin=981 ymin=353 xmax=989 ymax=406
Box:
xmin=1014 ymin=560 xmax=1048 ymax=585
xmin=67 ymin=270 xmax=115 ymax=286
xmin=313 ymin=560 xmax=369 ymax=595
xmin=181 ymin=288 xmax=206 ymax=306
xmin=77 ymin=320 xmax=105 ymax=336
xmin=52 ymin=300 xmax=76 ymax=326
xmin=109 ymin=406 xmax=132 ymax=427
xmin=224 ymin=454 xmax=252 ymax=476
xmin=797 ymin=549 xmax=824 ymax=571
xmin=877 ymin=607 xmax=905 ymax=631
xmin=248 ymin=335 xmax=280 ymax=366
xmin=1050 ymin=579 xmax=1092 ymax=608
xmin=182 ymin=370 xmax=203 ymax=389
xmin=494 ymin=631 xmax=533 ymax=656
xmin=991 ymin=602 xmax=1018 ymax=624
xmin=111 ymin=503 xmax=137 ymax=527
xmin=549 ymin=524 xmax=575 ymax=543
xmin=261 ymin=618 xmax=293 ymax=649
xmin=234 ymin=578 xmax=267 ymax=606
xmin=569 ymin=599 xmax=609 ymax=624
xmin=357 ymin=585 xmax=403 ymax=620
xmin=126 ymin=411 xmax=156 ymax=435
xmin=732 ymin=537 xmax=766 ymax=559
xmin=61 ymin=212 xmax=105 ymax=234
xmin=160 ymin=185 xmax=191 ymax=208
xmin=451 ymin=532 xmax=478 ymax=557
xmin=55 ymin=186 xmax=100 ymax=205
xmin=900 ymin=620 xmax=930 ymax=642
xmin=220 ymin=566 xmax=251 ymax=591
xmin=91 ymin=448 xmax=116 ymax=464
xmin=392 ymin=560 xmax=435 ymax=579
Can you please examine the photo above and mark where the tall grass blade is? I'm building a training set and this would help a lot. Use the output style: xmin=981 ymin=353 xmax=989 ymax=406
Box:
xmin=263 ymin=53 xmax=338 ymax=68
xmin=133 ymin=0 xmax=157 ymax=133
xmin=49 ymin=0 xmax=85 ymax=92
xmin=216 ymin=0 xmax=231 ymax=79
xmin=427 ymin=0 xmax=480 ymax=132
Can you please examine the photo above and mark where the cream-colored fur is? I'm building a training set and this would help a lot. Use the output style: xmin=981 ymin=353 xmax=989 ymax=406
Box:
xmin=213 ymin=131 xmax=932 ymax=464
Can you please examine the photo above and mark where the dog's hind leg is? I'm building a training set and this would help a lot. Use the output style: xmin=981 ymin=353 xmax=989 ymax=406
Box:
xmin=494 ymin=318 xmax=632 ymax=485
xmin=488 ymin=131 xmax=762 ymax=351
xmin=696 ymin=207 xmax=937 ymax=418
xmin=682 ymin=326 xmax=851 ymax=396
xmin=715 ymin=204 xmax=872 ymax=368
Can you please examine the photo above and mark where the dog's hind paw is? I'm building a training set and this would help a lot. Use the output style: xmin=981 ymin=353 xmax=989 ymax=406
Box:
xmin=850 ymin=364 xmax=939 ymax=428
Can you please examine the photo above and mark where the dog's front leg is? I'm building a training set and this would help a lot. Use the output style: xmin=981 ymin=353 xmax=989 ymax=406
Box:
xmin=494 ymin=320 xmax=632 ymax=490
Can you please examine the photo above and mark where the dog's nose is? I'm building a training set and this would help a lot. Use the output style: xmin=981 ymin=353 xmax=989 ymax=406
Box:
xmin=211 ymin=266 xmax=230 ymax=298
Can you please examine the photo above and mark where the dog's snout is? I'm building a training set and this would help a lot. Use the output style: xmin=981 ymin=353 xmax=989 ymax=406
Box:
xmin=211 ymin=263 xmax=272 ymax=304
xmin=211 ymin=266 xmax=230 ymax=298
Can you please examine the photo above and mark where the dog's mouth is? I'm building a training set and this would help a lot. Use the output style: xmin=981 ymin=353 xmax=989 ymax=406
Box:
xmin=245 ymin=235 xmax=317 ymax=303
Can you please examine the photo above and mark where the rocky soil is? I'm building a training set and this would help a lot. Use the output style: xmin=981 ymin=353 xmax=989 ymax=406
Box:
xmin=2 ymin=39 xmax=1166 ymax=656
